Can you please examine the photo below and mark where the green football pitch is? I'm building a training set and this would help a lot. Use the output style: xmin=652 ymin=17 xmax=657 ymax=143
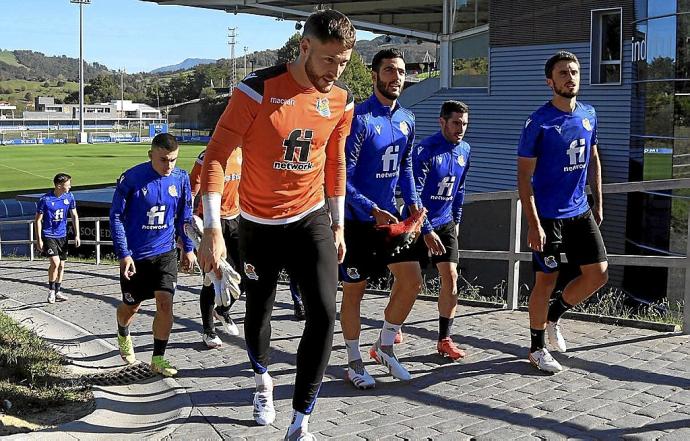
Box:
xmin=0 ymin=143 xmax=205 ymax=195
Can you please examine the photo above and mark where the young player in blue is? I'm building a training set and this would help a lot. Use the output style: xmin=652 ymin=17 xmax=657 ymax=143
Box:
xmin=412 ymin=100 xmax=471 ymax=361
xmin=517 ymin=51 xmax=608 ymax=373
xmin=110 ymin=133 xmax=197 ymax=377
xmin=340 ymin=48 xmax=423 ymax=390
xmin=34 ymin=173 xmax=81 ymax=304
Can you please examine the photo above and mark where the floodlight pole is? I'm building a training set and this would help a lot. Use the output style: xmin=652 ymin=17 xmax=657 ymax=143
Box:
xmin=71 ymin=0 xmax=90 ymax=144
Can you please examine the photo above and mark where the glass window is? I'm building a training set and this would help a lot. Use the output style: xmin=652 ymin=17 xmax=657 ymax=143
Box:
xmin=452 ymin=0 xmax=489 ymax=34
xmin=591 ymin=9 xmax=622 ymax=84
xmin=636 ymin=82 xmax=675 ymax=137
xmin=451 ymin=31 xmax=488 ymax=88
xmin=646 ymin=16 xmax=677 ymax=79
xmin=648 ymin=0 xmax=677 ymax=17
xmin=677 ymin=13 xmax=690 ymax=80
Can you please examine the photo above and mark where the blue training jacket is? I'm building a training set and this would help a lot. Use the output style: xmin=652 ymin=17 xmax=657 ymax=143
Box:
xmin=345 ymin=94 xmax=418 ymax=222
xmin=413 ymin=131 xmax=471 ymax=235
xmin=110 ymin=162 xmax=194 ymax=260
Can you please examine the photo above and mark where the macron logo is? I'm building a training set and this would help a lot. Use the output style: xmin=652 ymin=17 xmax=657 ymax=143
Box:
xmin=270 ymin=97 xmax=295 ymax=106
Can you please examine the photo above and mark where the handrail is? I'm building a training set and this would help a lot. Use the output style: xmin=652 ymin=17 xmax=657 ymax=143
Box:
xmin=1 ymin=178 xmax=689 ymax=332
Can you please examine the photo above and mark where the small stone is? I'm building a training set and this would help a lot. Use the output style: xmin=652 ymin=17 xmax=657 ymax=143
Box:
xmin=2 ymin=399 xmax=12 ymax=411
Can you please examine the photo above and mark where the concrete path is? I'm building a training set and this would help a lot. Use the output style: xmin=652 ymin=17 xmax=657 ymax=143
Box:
xmin=0 ymin=260 xmax=689 ymax=440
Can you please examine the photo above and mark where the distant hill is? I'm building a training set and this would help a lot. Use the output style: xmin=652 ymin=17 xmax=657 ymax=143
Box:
xmin=0 ymin=49 xmax=111 ymax=82
xmin=355 ymin=36 xmax=437 ymax=64
xmin=151 ymin=58 xmax=217 ymax=74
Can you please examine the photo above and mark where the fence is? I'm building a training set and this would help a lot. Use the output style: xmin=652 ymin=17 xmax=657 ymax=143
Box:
xmin=1 ymin=178 xmax=689 ymax=332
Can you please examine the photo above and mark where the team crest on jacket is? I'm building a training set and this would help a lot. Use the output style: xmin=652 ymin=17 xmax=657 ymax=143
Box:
xmin=315 ymin=97 xmax=331 ymax=118
xmin=168 ymin=185 xmax=178 ymax=197
xmin=458 ymin=155 xmax=465 ymax=167
xmin=63 ymin=199 xmax=69 ymax=205
xmin=582 ymin=118 xmax=592 ymax=131
xmin=244 ymin=263 xmax=259 ymax=280
xmin=399 ymin=121 xmax=409 ymax=136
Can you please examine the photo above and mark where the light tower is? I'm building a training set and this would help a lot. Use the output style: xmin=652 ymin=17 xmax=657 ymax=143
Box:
xmin=70 ymin=0 xmax=90 ymax=144
xmin=227 ymin=28 xmax=237 ymax=94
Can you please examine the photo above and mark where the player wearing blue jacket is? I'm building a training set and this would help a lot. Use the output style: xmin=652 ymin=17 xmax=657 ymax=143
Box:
xmin=34 ymin=173 xmax=81 ymax=303
xmin=412 ymin=100 xmax=471 ymax=361
xmin=110 ymin=133 xmax=196 ymax=377
xmin=339 ymin=49 xmax=424 ymax=390
xmin=518 ymin=52 xmax=608 ymax=373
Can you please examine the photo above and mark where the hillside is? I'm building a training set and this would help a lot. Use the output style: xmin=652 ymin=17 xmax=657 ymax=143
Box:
xmin=0 ymin=49 xmax=111 ymax=82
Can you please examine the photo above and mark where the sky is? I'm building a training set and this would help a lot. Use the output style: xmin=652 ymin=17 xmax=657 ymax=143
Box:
xmin=3 ymin=0 xmax=376 ymax=73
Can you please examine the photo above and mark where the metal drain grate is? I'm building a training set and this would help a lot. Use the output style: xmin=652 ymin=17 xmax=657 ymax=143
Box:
xmin=86 ymin=363 xmax=156 ymax=386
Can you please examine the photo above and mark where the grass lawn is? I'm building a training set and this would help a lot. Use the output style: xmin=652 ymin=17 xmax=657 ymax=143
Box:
xmin=0 ymin=311 xmax=92 ymax=435
xmin=0 ymin=142 xmax=205 ymax=195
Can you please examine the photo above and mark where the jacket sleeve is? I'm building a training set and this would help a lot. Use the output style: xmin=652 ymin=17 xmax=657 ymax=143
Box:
xmin=345 ymin=115 xmax=377 ymax=214
xmin=109 ymin=173 xmax=131 ymax=259
xmin=413 ymin=145 xmax=434 ymax=235
xmin=453 ymin=152 xmax=471 ymax=224
xmin=398 ymin=117 xmax=418 ymax=207
xmin=176 ymin=172 xmax=194 ymax=253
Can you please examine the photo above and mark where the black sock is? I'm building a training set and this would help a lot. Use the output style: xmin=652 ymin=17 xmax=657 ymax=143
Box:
xmin=117 ymin=323 xmax=129 ymax=337
xmin=530 ymin=328 xmax=545 ymax=352
xmin=547 ymin=295 xmax=573 ymax=323
xmin=55 ymin=282 xmax=62 ymax=293
xmin=49 ymin=281 xmax=56 ymax=291
xmin=438 ymin=316 xmax=454 ymax=340
xmin=200 ymin=284 xmax=215 ymax=333
xmin=153 ymin=338 xmax=168 ymax=357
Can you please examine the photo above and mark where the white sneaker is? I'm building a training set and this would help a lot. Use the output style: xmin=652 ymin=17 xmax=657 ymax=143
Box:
xmin=369 ymin=341 xmax=411 ymax=381
xmin=284 ymin=428 xmax=317 ymax=441
xmin=214 ymin=310 xmax=240 ymax=336
xmin=528 ymin=348 xmax=563 ymax=373
xmin=202 ymin=332 xmax=222 ymax=349
xmin=346 ymin=359 xmax=375 ymax=390
xmin=253 ymin=386 xmax=276 ymax=426
xmin=546 ymin=321 xmax=567 ymax=352
xmin=55 ymin=291 xmax=68 ymax=302
xmin=47 ymin=290 xmax=56 ymax=304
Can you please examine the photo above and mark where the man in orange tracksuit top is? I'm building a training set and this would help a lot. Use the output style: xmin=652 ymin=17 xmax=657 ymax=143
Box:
xmin=198 ymin=10 xmax=355 ymax=440
xmin=189 ymin=148 xmax=242 ymax=347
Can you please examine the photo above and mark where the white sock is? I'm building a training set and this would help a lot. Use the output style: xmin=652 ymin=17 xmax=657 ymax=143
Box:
xmin=288 ymin=410 xmax=309 ymax=435
xmin=255 ymin=372 xmax=273 ymax=390
xmin=344 ymin=339 xmax=361 ymax=363
xmin=380 ymin=320 xmax=401 ymax=347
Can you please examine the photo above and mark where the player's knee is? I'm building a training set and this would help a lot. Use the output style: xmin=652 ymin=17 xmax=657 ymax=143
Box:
xmin=156 ymin=294 xmax=174 ymax=314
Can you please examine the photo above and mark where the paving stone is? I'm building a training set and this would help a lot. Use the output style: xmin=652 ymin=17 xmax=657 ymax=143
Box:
xmin=2 ymin=260 xmax=689 ymax=440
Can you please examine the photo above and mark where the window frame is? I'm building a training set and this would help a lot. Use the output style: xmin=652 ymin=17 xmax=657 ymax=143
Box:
xmin=590 ymin=7 xmax=624 ymax=86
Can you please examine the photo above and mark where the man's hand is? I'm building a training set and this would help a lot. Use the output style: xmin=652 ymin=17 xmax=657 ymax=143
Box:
xmin=592 ymin=205 xmax=603 ymax=226
xmin=74 ymin=235 xmax=81 ymax=248
xmin=120 ymin=256 xmax=136 ymax=280
xmin=333 ymin=224 xmax=346 ymax=264
xmin=180 ymin=250 xmax=197 ymax=273
xmin=424 ymin=231 xmax=446 ymax=256
xmin=527 ymin=223 xmax=546 ymax=252
xmin=198 ymin=228 xmax=226 ymax=279
xmin=371 ymin=207 xmax=397 ymax=226
xmin=36 ymin=238 xmax=43 ymax=253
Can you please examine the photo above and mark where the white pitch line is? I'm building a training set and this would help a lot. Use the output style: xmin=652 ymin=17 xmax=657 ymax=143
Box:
xmin=0 ymin=162 xmax=52 ymax=180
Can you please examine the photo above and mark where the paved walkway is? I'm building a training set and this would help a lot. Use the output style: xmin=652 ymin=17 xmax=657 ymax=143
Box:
xmin=1 ymin=260 xmax=689 ymax=440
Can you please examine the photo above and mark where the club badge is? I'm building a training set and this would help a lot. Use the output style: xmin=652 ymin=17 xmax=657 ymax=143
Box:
xmin=316 ymin=97 xmax=331 ymax=118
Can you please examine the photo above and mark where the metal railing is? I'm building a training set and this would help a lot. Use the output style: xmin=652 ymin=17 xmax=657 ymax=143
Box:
xmin=0 ymin=216 xmax=111 ymax=265
xmin=462 ymin=178 xmax=690 ymax=334
xmin=1 ymin=178 xmax=689 ymax=332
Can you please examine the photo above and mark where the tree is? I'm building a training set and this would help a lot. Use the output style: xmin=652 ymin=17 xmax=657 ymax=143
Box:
xmin=339 ymin=51 xmax=371 ymax=103
xmin=276 ymin=33 xmax=301 ymax=64
xmin=84 ymin=73 xmax=118 ymax=103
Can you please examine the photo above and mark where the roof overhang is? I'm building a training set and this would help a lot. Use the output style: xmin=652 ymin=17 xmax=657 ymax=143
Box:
xmin=141 ymin=0 xmax=445 ymax=42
